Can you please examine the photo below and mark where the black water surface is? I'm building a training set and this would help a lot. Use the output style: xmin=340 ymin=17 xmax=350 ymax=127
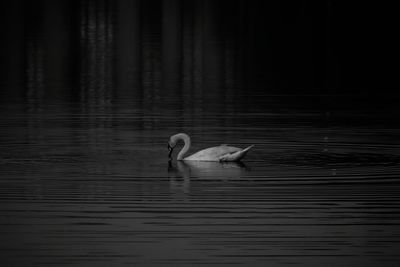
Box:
xmin=1 ymin=95 xmax=400 ymax=266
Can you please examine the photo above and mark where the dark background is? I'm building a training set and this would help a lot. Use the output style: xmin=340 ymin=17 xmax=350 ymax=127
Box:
xmin=1 ymin=0 xmax=399 ymax=104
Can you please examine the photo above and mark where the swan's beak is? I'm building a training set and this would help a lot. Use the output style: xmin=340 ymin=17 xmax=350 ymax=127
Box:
xmin=168 ymin=143 xmax=173 ymax=158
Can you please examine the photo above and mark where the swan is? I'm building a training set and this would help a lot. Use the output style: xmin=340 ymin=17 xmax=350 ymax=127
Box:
xmin=168 ymin=133 xmax=253 ymax=162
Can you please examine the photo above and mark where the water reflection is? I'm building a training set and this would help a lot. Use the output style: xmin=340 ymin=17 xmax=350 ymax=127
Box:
xmin=168 ymin=160 xmax=250 ymax=183
xmin=79 ymin=0 xmax=114 ymax=105
xmin=168 ymin=161 xmax=191 ymax=195
xmin=1 ymin=98 xmax=400 ymax=265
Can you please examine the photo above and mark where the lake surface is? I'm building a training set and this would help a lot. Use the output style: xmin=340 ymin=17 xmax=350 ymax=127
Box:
xmin=1 ymin=94 xmax=400 ymax=266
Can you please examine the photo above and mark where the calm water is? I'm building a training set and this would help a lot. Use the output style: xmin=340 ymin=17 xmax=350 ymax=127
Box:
xmin=1 ymin=95 xmax=400 ymax=266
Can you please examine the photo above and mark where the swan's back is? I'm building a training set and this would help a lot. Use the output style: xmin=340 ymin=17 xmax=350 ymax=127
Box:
xmin=184 ymin=145 xmax=245 ymax=161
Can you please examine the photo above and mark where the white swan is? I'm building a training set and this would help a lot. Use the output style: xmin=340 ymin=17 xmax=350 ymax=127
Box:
xmin=168 ymin=133 xmax=253 ymax=162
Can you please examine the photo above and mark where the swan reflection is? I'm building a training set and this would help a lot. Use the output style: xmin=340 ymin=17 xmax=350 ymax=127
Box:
xmin=168 ymin=160 xmax=250 ymax=195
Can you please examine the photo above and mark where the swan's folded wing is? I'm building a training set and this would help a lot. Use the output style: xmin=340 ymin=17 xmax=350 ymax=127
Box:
xmin=185 ymin=146 xmax=241 ymax=161
xmin=218 ymin=145 xmax=254 ymax=162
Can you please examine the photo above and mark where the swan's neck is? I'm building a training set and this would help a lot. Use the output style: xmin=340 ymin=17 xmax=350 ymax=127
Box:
xmin=175 ymin=133 xmax=191 ymax=160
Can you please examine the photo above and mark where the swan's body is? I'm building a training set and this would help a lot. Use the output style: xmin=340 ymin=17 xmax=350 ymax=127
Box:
xmin=168 ymin=133 xmax=253 ymax=162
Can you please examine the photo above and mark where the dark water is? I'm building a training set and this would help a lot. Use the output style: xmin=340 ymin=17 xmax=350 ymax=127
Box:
xmin=1 ymin=95 xmax=400 ymax=266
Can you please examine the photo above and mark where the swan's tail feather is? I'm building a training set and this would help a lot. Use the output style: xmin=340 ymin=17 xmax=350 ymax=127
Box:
xmin=219 ymin=145 xmax=254 ymax=162
xmin=242 ymin=145 xmax=254 ymax=153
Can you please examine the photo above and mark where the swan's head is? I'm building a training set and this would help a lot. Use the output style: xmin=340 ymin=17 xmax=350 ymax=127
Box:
xmin=167 ymin=142 xmax=174 ymax=158
xmin=168 ymin=137 xmax=177 ymax=158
